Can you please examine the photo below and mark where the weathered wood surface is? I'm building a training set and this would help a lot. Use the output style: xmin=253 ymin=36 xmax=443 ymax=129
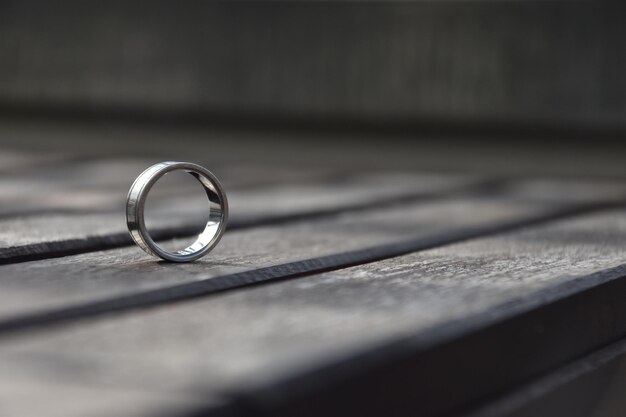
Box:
xmin=0 ymin=163 xmax=488 ymax=264
xmin=1 ymin=143 xmax=626 ymax=417
xmin=0 ymin=207 xmax=624 ymax=417
xmin=0 ymin=148 xmax=71 ymax=173
xmin=0 ymin=167 xmax=624 ymax=321
xmin=0 ymin=154 xmax=349 ymax=217
xmin=0 ymin=195 xmax=547 ymax=320
xmin=2 ymin=151 xmax=625 ymax=251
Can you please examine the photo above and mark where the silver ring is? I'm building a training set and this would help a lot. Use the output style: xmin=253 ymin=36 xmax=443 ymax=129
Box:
xmin=126 ymin=161 xmax=228 ymax=262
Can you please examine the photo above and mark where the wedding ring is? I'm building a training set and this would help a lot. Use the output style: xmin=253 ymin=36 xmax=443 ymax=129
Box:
xmin=126 ymin=161 xmax=228 ymax=262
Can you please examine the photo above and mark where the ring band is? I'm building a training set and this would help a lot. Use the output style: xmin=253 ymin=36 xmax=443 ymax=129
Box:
xmin=126 ymin=161 xmax=228 ymax=262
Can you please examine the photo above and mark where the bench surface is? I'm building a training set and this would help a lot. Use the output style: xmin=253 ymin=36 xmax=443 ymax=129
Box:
xmin=0 ymin=119 xmax=625 ymax=417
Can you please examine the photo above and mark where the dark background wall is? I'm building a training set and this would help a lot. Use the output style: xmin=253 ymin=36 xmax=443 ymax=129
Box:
xmin=1 ymin=1 xmax=625 ymax=133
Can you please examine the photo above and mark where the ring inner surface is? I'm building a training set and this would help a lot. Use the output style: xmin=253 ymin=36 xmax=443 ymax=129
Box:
xmin=173 ymin=170 xmax=223 ymax=256
xmin=144 ymin=169 xmax=223 ymax=258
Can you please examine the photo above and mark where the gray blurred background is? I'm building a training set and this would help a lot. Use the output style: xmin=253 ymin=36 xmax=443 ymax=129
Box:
xmin=1 ymin=1 xmax=625 ymax=176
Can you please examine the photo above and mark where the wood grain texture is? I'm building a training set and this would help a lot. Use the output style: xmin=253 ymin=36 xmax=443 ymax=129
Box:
xmin=0 ymin=170 xmax=483 ymax=265
xmin=0 ymin=207 xmax=624 ymax=417
xmin=0 ymin=195 xmax=545 ymax=320
xmin=0 ymin=155 xmax=352 ymax=217
xmin=0 ymin=377 xmax=227 ymax=417
xmin=2 ymin=163 xmax=625 ymax=252
xmin=1 ymin=149 xmax=626 ymax=416
xmin=0 ymin=147 xmax=71 ymax=173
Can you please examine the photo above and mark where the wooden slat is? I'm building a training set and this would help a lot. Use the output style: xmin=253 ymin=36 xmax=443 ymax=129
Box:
xmin=0 ymin=194 xmax=547 ymax=321
xmin=0 ymin=171 xmax=619 ymax=320
xmin=0 ymin=206 xmax=624 ymax=416
xmin=0 ymin=156 xmax=350 ymax=216
xmin=3 ymin=166 xmax=625 ymax=252
xmin=0 ymin=376 xmax=225 ymax=417
xmin=0 ymin=170 xmax=484 ymax=265
xmin=1 ymin=150 xmax=625 ymax=416
xmin=0 ymin=147 xmax=73 ymax=173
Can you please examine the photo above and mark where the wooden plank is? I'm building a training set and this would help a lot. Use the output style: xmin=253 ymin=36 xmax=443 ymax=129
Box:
xmin=0 ymin=170 xmax=483 ymax=262
xmin=0 ymin=194 xmax=547 ymax=320
xmin=245 ymin=212 xmax=626 ymax=417
xmin=0 ymin=155 xmax=354 ymax=216
xmin=0 ymin=376 xmax=226 ymax=417
xmin=5 ymin=174 xmax=621 ymax=321
xmin=2 ymin=170 xmax=625 ymax=252
xmin=0 ymin=205 xmax=624 ymax=416
xmin=0 ymin=147 xmax=72 ymax=173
